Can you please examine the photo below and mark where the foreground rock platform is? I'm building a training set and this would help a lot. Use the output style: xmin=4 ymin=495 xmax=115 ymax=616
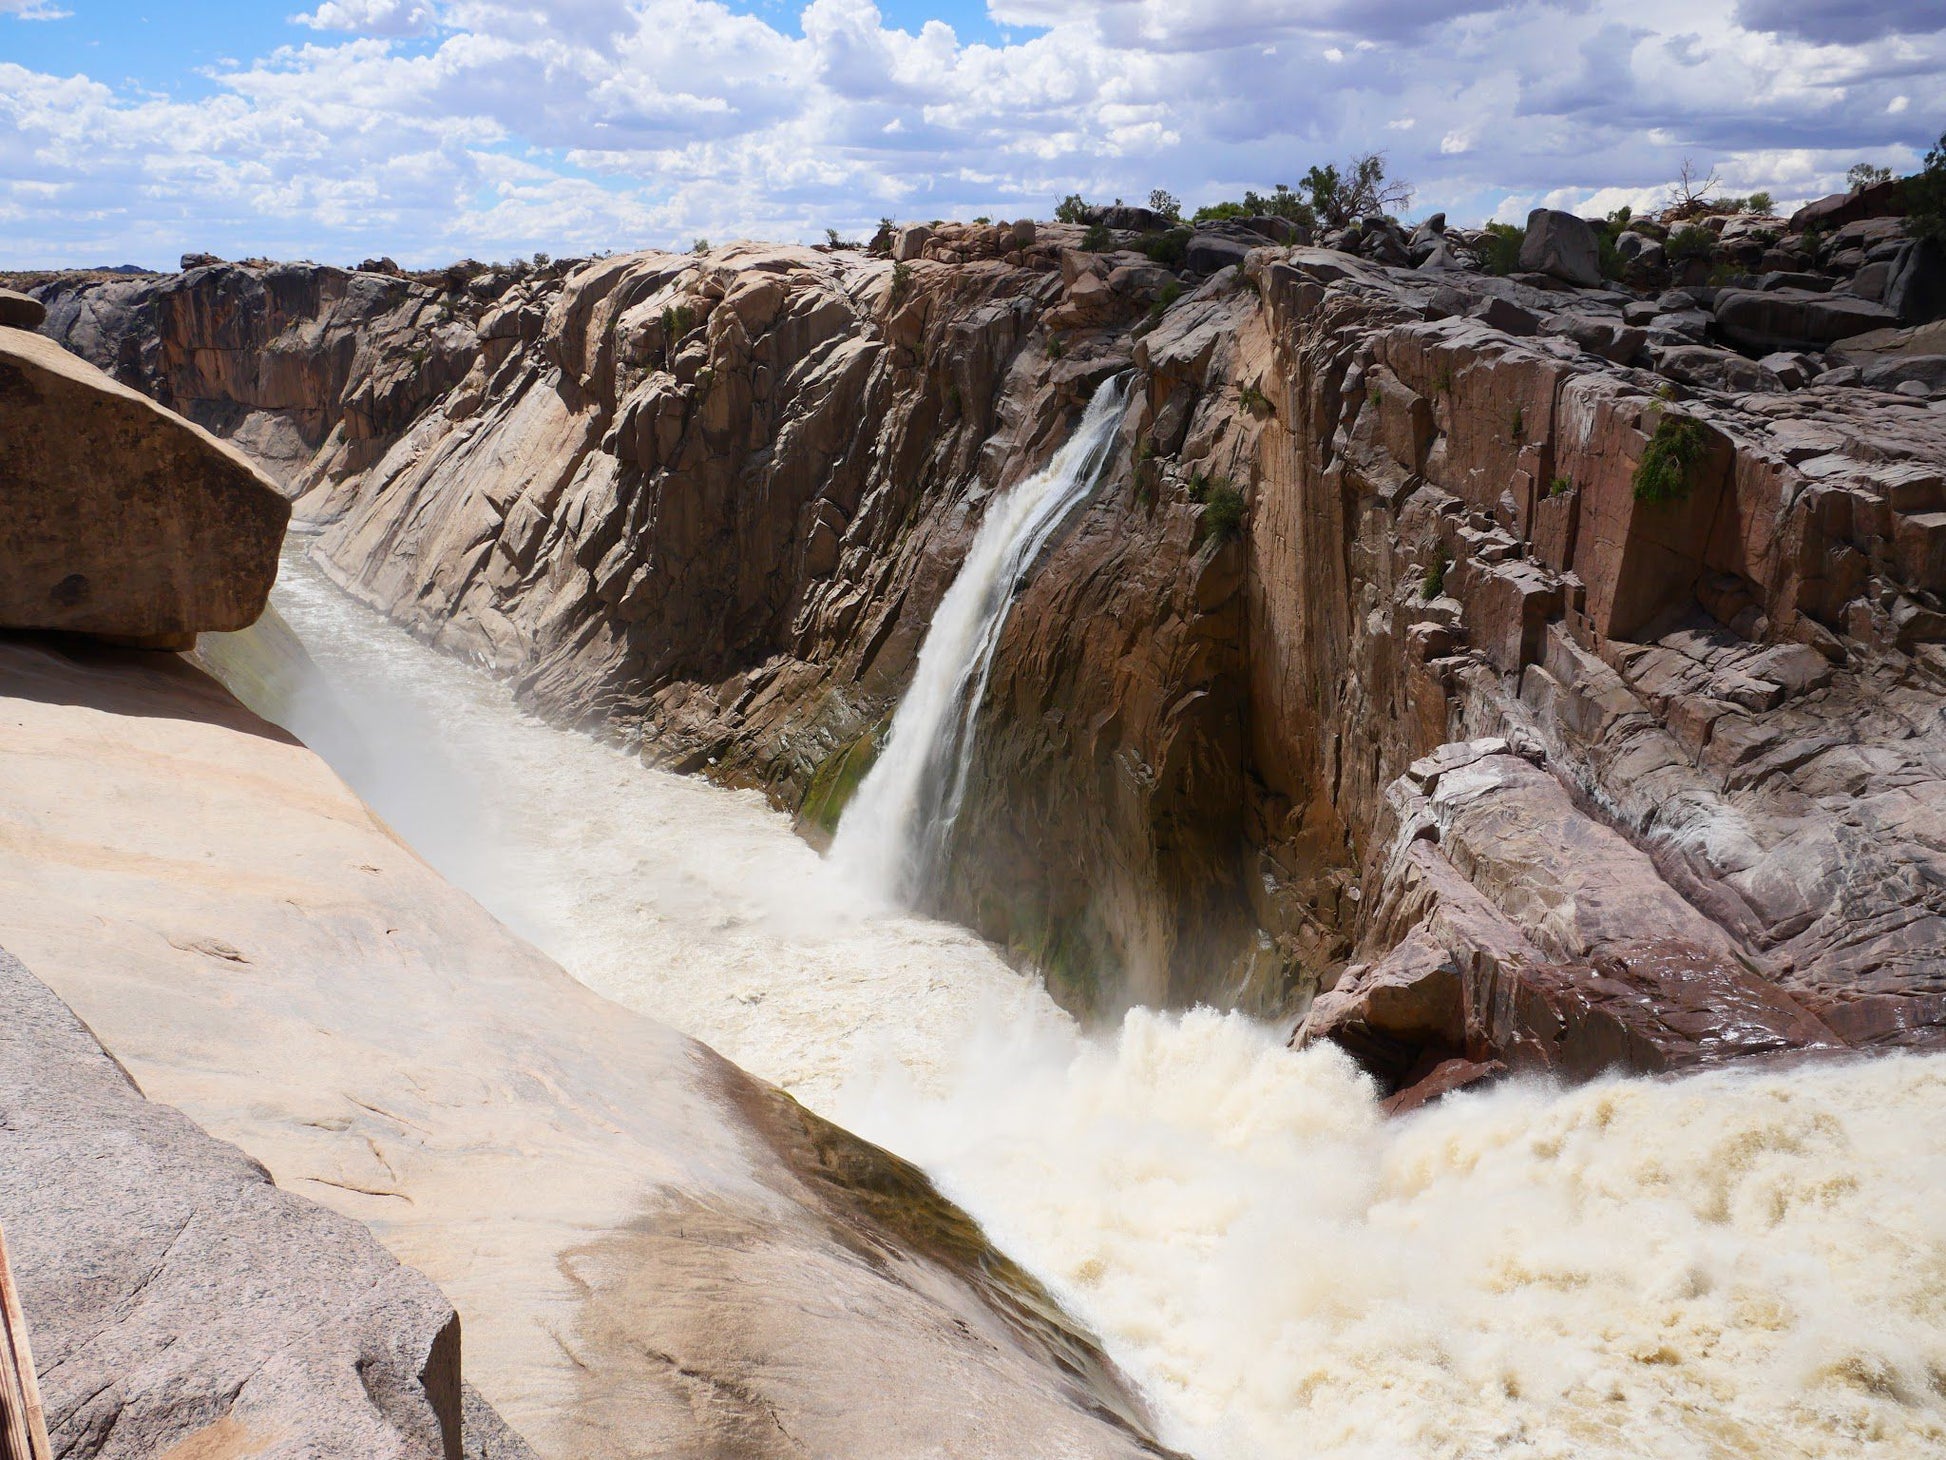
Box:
xmin=0 ymin=330 xmax=288 ymax=644
xmin=0 ymin=638 xmax=1168 ymax=1460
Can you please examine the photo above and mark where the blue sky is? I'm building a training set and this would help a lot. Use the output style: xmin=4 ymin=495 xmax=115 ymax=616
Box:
xmin=2 ymin=0 xmax=1941 ymax=269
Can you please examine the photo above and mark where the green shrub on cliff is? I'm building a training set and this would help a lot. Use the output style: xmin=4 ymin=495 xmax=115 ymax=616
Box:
xmin=1480 ymin=223 xmax=1524 ymax=276
xmin=1423 ymin=546 xmax=1449 ymax=599
xmin=1136 ymin=228 xmax=1191 ymax=268
xmin=1665 ymin=226 xmax=1716 ymax=264
xmin=1192 ymin=182 xmax=1315 ymax=228
xmin=1632 ymin=414 xmax=1709 ymax=504
xmin=1199 ymin=482 xmax=1247 ymax=542
xmin=662 ymin=303 xmax=696 ymax=344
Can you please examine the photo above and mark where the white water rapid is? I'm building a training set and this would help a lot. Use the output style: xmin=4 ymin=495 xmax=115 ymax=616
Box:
xmin=239 ymin=542 xmax=1946 ymax=1460
xmin=828 ymin=376 xmax=1128 ymax=903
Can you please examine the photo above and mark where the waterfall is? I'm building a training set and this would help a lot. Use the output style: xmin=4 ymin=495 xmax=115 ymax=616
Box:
xmin=828 ymin=375 xmax=1128 ymax=904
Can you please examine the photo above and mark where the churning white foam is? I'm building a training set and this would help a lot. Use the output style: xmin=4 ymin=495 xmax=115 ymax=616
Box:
xmin=837 ymin=1007 xmax=1946 ymax=1459
xmin=252 ymin=543 xmax=1946 ymax=1460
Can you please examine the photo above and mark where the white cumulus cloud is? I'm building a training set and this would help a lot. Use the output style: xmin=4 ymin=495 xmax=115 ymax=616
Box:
xmin=2 ymin=0 xmax=1942 ymax=269
xmin=293 ymin=0 xmax=439 ymax=34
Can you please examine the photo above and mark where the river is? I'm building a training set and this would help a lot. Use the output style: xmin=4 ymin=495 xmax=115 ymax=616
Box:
xmin=236 ymin=539 xmax=1946 ymax=1460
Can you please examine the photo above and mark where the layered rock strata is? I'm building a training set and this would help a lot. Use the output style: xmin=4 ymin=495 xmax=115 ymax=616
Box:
xmin=0 ymin=638 xmax=1165 ymax=1460
xmin=31 ymin=205 xmax=1946 ymax=1098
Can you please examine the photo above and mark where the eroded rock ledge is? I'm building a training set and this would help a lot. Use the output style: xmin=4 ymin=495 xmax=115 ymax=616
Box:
xmin=30 ymin=209 xmax=1946 ymax=1101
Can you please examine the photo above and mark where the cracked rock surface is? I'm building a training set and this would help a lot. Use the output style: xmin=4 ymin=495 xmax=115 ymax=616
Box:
xmin=0 ymin=944 xmax=471 ymax=1460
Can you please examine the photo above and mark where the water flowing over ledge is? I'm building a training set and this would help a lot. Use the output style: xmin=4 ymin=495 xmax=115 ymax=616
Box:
xmin=830 ymin=376 xmax=1129 ymax=906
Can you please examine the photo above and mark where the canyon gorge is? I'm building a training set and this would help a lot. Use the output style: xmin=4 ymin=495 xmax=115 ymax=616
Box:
xmin=3 ymin=187 xmax=1945 ymax=1459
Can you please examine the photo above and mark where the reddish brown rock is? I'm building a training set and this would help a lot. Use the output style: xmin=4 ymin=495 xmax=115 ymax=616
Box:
xmin=1380 ymin=1057 xmax=1505 ymax=1116
xmin=1299 ymin=746 xmax=1845 ymax=1084
xmin=0 ymin=286 xmax=46 ymax=330
xmin=1787 ymin=178 xmax=1905 ymax=233
xmin=0 ymin=329 xmax=288 ymax=643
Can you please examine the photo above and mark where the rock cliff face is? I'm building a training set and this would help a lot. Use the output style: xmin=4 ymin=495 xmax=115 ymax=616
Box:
xmin=33 ymin=212 xmax=1946 ymax=1100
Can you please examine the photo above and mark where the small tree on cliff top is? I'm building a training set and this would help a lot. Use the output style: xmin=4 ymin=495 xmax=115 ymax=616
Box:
xmin=1662 ymin=157 xmax=1720 ymax=218
xmin=1302 ymin=152 xmax=1412 ymax=226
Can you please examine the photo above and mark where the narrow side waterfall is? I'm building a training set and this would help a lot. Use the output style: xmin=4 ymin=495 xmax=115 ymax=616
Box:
xmin=828 ymin=376 xmax=1128 ymax=903
xmin=224 ymin=545 xmax=1946 ymax=1460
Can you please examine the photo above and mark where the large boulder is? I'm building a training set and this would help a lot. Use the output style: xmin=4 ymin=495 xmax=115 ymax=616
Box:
xmin=0 ymin=945 xmax=473 ymax=1460
xmin=1788 ymin=177 xmax=1905 ymax=233
xmin=1518 ymin=208 xmax=1602 ymax=287
xmin=891 ymin=224 xmax=932 ymax=262
xmin=1711 ymin=287 xmax=1899 ymax=353
xmin=0 ymin=287 xmax=45 ymax=330
xmin=1652 ymin=342 xmax=1780 ymax=393
xmin=1185 ymin=230 xmax=1253 ymax=274
xmin=1085 ymin=204 xmax=1173 ymax=233
xmin=1887 ymin=236 xmax=1946 ymax=327
xmin=0 ymin=329 xmax=287 ymax=643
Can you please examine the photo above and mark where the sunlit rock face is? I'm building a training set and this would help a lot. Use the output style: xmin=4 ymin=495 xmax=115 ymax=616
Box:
xmin=38 ymin=219 xmax=1946 ymax=1097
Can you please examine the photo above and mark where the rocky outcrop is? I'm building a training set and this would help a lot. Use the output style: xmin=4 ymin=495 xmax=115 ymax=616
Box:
xmin=34 ymin=260 xmax=485 ymax=483
xmin=0 ymin=289 xmax=45 ymax=330
xmin=1518 ymin=209 xmax=1601 ymax=288
xmin=0 ymin=944 xmax=476 ymax=1460
xmin=0 ymin=329 xmax=288 ymax=644
xmin=34 ymin=215 xmax=1946 ymax=1098
xmin=1246 ymin=255 xmax=1946 ymax=1095
xmin=1300 ymin=740 xmax=1844 ymax=1089
xmin=0 ymin=638 xmax=1165 ymax=1459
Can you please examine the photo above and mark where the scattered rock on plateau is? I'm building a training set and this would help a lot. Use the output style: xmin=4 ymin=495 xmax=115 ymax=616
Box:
xmin=1653 ymin=342 xmax=1779 ymax=393
xmin=0 ymin=329 xmax=288 ymax=643
xmin=1888 ymin=236 xmax=1946 ymax=327
xmin=0 ymin=287 xmax=46 ymax=330
xmin=1788 ymin=178 xmax=1905 ymax=233
xmin=1186 ymin=231 xmax=1253 ymax=275
xmin=1712 ymin=287 xmax=1899 ymax=353
xmin=1519 ymin=208 xmax=1602 ymax=288
xmin=892 ymin=225 xmax=933 ymax=262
